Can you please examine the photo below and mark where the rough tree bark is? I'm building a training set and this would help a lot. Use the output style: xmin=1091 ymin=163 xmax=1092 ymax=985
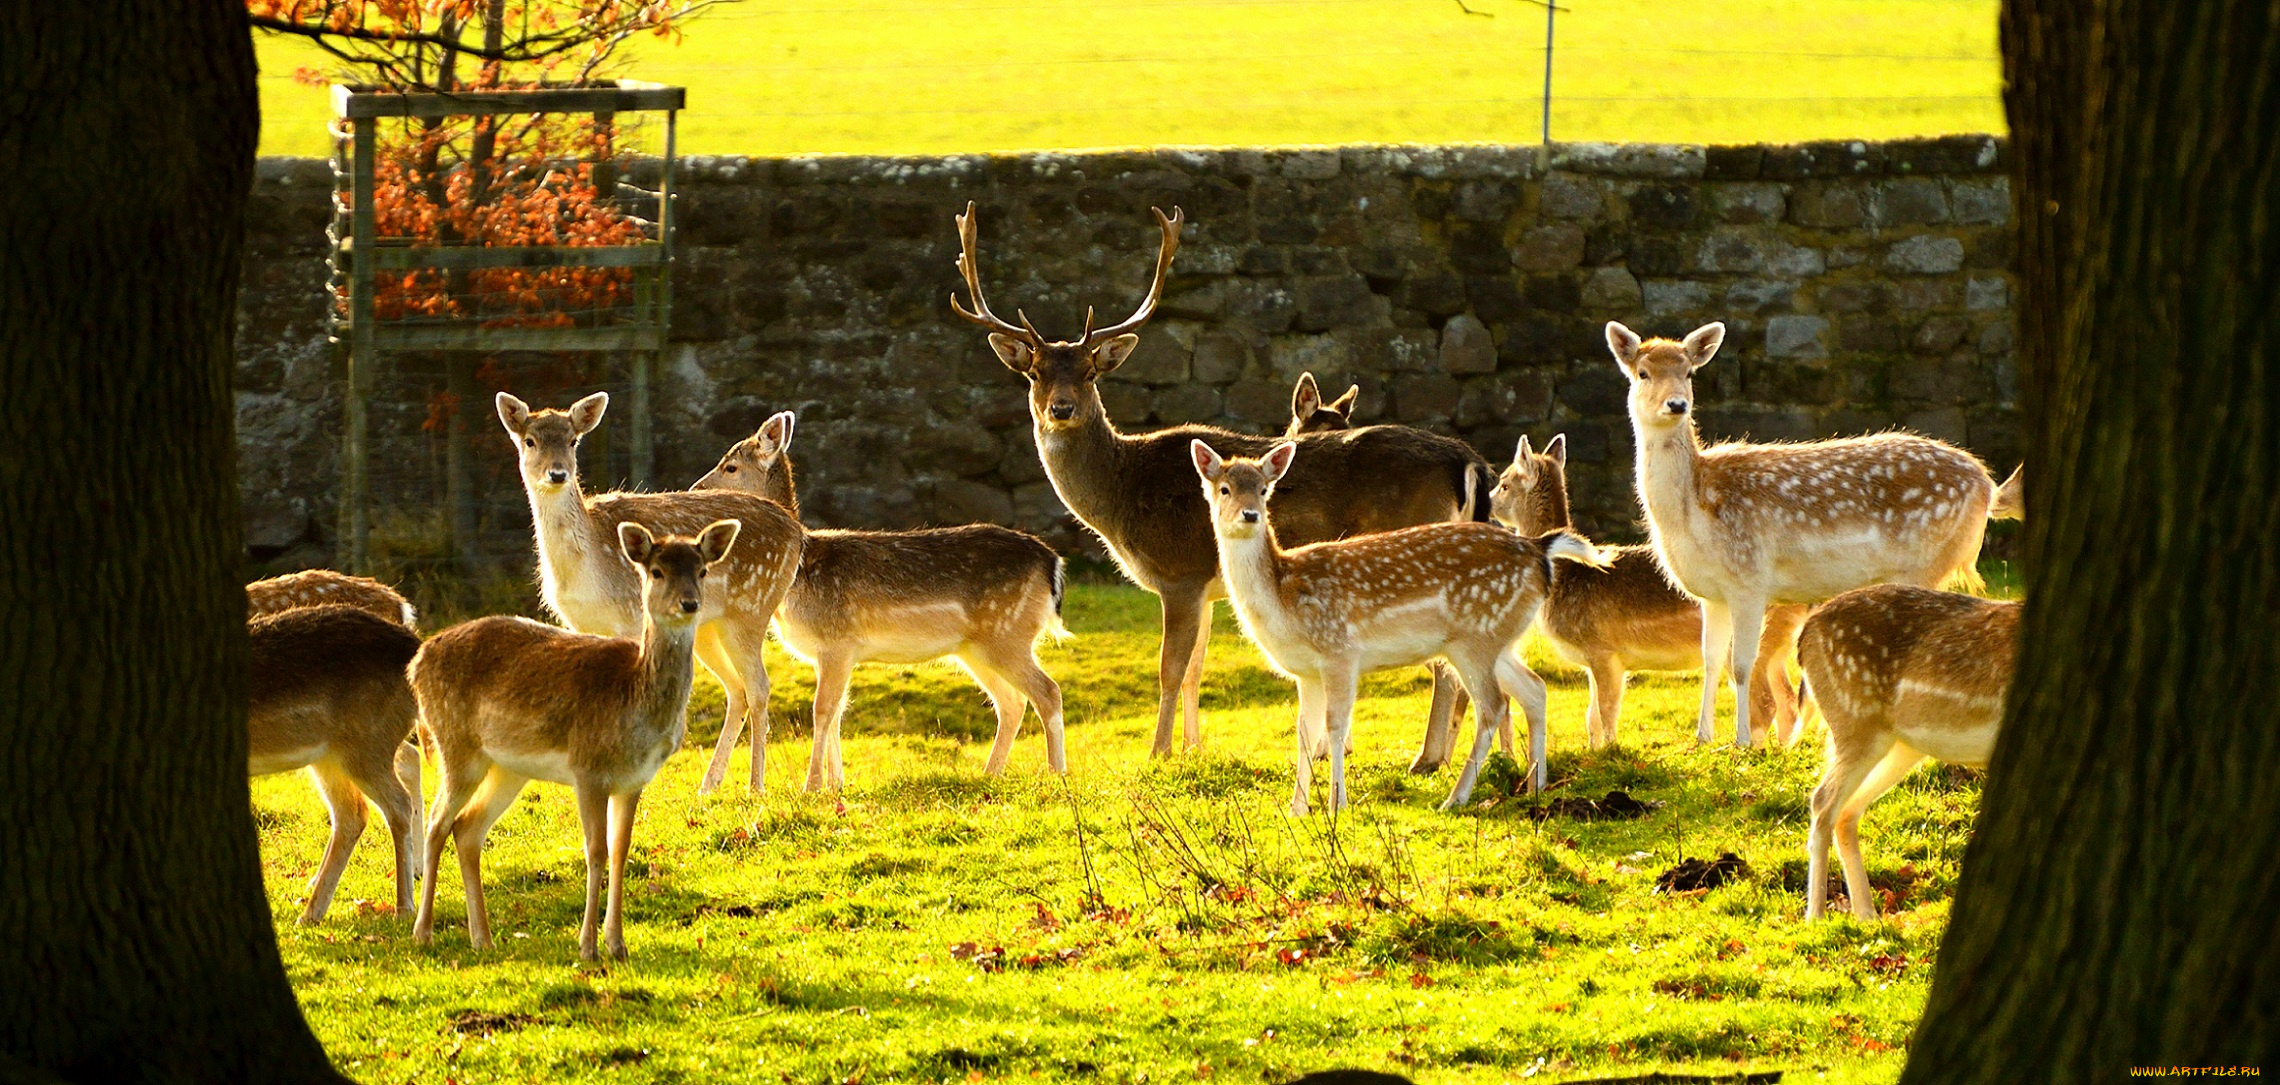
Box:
xmin=1901 ymin=1 xmax=2278 ymax=1079
xmin=0 ymin=3 xmax=346 ymax=1082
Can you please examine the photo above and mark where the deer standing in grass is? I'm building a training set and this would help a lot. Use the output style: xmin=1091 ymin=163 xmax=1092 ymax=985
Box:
xmin=1193 ymin=441 xmax=1603 ymax=812
xmin=1489 ymin=433 xmax=1809 ymax=746
xmin=497 ymin=392 xmax=804 ymax=795
xmin=1284 ymin=372 xmax=1359 ymax=437
xmin=694 ymin=411 xmax=1068 ymax=788
xmin=413 ymin=520 xmax=740 ymax=961
xmin=1798 ymin=584 xmax=2018 ymax=919
xmin=953 ymin=203 xmax=1493 ymax=768
xmin=247 ymin=604 xmax=424 ymax=924
xmin=1610 ymin=321 xmax=1994 ymax=749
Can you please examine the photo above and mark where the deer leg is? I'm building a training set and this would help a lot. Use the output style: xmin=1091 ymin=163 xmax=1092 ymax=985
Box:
xmin=1586 ymin=655 xmax=1626 ymax=748
xmin=573 ymin=781 xmax=610 ymax=962
xmin=1437 ymin=651 xmax=1507 ymax=810
xmin=1727 ymin=599 xmax=1768 ymax=749
xmin=1320 ymin=663 xmax=1360 ymax=814
xmin=804 ymin=651 xmax=855 ymax=794
xmin=1289 ymin=675 xmax=1325 ymax=816
xmin=1181 ymin=604 xmax=1210 ymax=749
xmin=1762 ymin=606 xmax=1809 ymax=746
xmin=693 ymin=624 xmax=748 ymax=795
xmin=1502 ymin=651 xmax=1551 ymax=795
xmin=1806 ymin=732 xmax=1893 ymax=920
xmin=725 ymin=623 xmax=776 ymax=792
xmin=299 ymin=759 xmax=370 ymax=926
xmin=962 ymin=657 xmax=1029 ymax=776
xmin=981 ymin=646 xmax=1067 ymax=774
xmin=1836 ymin=744 xmax=1926 ymax=922
xmin=344 ymin=742 xmax=423 ymax=919
xmin=1409 ymin=663 xmax=1463 ymax=774
xmin=450 ymin=766 xmax=528 ymax=951
xmin=1154 ymin=589 xmax=1208 ymax=757
xmin=414 ymin=749 xmax=486 ymax=947
xmin=1696 ymin=600 xmax=1734 ymax=745
xmin=604 ymin=790 xmax=642 ymax=961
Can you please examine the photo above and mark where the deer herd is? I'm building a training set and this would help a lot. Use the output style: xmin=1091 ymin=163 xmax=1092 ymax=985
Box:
xmin=240 ymin=203 xmax=2029 ymax=958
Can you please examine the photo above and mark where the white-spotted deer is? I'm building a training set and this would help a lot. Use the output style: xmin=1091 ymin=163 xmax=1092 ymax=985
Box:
xmin=1610 ymin=321 xmax=1994 ymax=749
xmin=1797 ymin=584 xmax=2018 ymax=919
xmin=1489 ymin=434 xmax=1808 ymax=746
xmin=412 ymin=520 xmax=739 ymax=961
xmin=693 ymin=411 xmax=1068 ymax=789
xmin=497 ymin=392 xmax=804 ymax=795
xmin=953 ymin=203 xmax=1492 ymax=768
xmin=249 ymin=569 xmax=418 ymax=629
xmin=1284 ymin=372 xmax=1359 ymax=437
xmin=247 ymin=604 xmax=424 ymax=924
xmin=1193 ymin=440 xmax=1603 ymax=812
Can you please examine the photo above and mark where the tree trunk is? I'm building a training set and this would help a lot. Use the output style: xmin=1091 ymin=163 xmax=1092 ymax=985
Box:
xmin=1901 ymin=1 xmax=2279 ymax=1079
xmin=0 ymin=3 xmax=346 ymax=1082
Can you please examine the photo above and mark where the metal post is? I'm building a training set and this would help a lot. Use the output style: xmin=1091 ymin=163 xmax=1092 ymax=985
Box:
xmin=344 ymin=116 xmax=377 ymax=573
xmin=632 ymin=108 xmax=677 ymax=490
xmin=1542 ymin=0 xmax=1556 ymax=145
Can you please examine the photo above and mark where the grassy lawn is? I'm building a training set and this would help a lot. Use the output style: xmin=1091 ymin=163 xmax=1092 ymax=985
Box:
xmin=251 ymin=0 xmax=2001 ymax=157
xmin=255 ymin=570 xmax=2017 ymax=1084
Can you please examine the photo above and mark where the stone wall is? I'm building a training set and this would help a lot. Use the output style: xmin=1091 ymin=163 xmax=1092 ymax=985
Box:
xmin=235 ymin=137 xmax=2019 ymax=570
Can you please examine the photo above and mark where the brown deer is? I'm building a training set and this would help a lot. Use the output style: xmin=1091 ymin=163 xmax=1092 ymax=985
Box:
xmin=1797 ymin=584 xmax=2018 ymax=919
xmin=952 ymin=202 xmax=1493 ymax=766
xmin=248 ymin=569 xmax=417 ymax=629
xmin=693 ymin=411 xmax=1068 ymax=788
xmin=412 ymin=520 xmax=740 ymax=961
xmin=1610 ymin=321 xmax=1994 ymax=749
xmin=497 ymin=392 xmax=805 ymax=796
xmin=247 ymin=604 xmax=424 ymax=924
xmin=1990 ymin=465 xmax=2025 ymax=521
xmin=1285 ymin=372 xmax=1359 ymax=437
xmin=1193 ymin=440 xmax=1604 ymax=812
xmin=1487 ymin=433 xmax=1808 ymax=747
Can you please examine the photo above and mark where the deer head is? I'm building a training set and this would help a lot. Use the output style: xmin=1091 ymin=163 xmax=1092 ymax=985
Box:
xmin=694 ymin=411 xmax=798 ymax=513
xmin=1490 ymin=434 xmax=1570 ymax=534
xmin=1607 ymin=322 xmax=1724 ymax=433
xmin=1287 ymin=372 xmax=1360 ymax=436
xmin=618 ymin=520 xmax=741 ymax=621
xmin=498 ymin=391 xmax=608 ymax=492
xmin=951 ymin=201 xmax=1184 ymax=432
xmin=1191 ymin=440 xmax=1297 ymax=542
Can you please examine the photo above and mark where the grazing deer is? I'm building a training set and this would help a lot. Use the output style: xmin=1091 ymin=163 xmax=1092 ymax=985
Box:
xmin=1192 ymin=440 xmax=1603 ymax=812
xmin=1487 ymin=434 xmax=1809 ymax=747
xmin=1285 ymin=372 xmax=1359 ymax=437
xmin=693 ymin=411 xmax=1068 ymax=789
xmin=412 ymin=520 xmax=740 ymax=961
xmin=1797 ymin=584 xmax=2019 ymax=920
xmin=1609 ymin=321 xmax=1994 ymax=749
xmin=1990 ymin=465 xmax=2025 ymax=521
xmin=497 ymin=392 xmax=804 ymax=795
xmin=248 ymin=569 xmax=417 ymax=629
xmin=247 ymin=604 xmax=424 ymax=924
xmin=952 ymin=202 xmax=1493 ymax=766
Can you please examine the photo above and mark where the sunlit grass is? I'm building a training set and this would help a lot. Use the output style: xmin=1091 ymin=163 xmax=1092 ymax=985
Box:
xmin=256 ymin=574 xmax=2015 ymax=1083
xmin=251 ymin=0 xmax=2001 ymax=157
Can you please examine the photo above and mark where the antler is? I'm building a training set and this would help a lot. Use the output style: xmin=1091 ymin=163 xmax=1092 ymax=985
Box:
xmin=1080 ymin=206 xmax=1184 ymax=347
xmin=949 ymin=201 xmax=1044 ymax=345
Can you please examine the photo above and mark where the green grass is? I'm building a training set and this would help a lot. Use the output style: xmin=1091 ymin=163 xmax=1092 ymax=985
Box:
xmin=255 ymin=573 xmax=2018 ymax=1084
xmin=251 ymin=0 xmax=2002 ymax=157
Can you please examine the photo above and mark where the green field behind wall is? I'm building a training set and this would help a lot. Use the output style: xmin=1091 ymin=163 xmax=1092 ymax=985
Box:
xmin=252 ymin=0 xmax=2003 ymax=158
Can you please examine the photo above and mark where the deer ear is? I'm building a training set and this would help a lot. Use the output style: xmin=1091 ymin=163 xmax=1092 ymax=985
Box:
xmin=1328 ymin=384 xmax=1360 ymax=416
xmin=987 ymin=333 xmax=1036 ymax=374
xmin=1261 ymin=442 xmax=1299 ymax=484
xmin=697 ymin=519 xmax=742 ymax=564
xmin=1544 ymin=433 xmax=1568 ymax=469
xmin=569 ymin=391 xmax=610 ymax=436
xmin=1190 ymin=439 xmax=1224 ymax=481
xmin=1514 ymin=436 xmax=1539 ymax=485
xmin=1092 ymin=333 xmax=1141 ymax=375
xmin=757 ymin=411 xmax=796 ymax=457
xmin=617 ymin=521 xmax=656 ymax=566
xmin=1606 ymin=321 xmax=1645 ymax=374
xmin=496 ymin=392 xmax=531 ymax=436
xmin=1682 ymin=322 xmax=1726 ymax=370
xmin=1291 ymin=372 xmax=1322 ymax=419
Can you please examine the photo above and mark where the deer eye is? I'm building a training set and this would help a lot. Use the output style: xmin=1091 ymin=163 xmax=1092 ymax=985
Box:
xmin=1219 ymin=486 xmax=1229 ymax=495
xmin=650 ymin=568 xmax=663 ymax=579
xmin=698 ymin=569 xmax=707 ymax=578
xmin=723 ymin=464 xmax=738 ymax=473
xmin=523 ymin=437 xmax=535 ymax=448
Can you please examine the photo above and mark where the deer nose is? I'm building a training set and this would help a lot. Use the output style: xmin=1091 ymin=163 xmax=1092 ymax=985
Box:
xmin=1048 ymin=403 xmax=1076 ymax=421
xmin=1663 ymin=398 xmax=1690 ymax=416
xmin=680 ymin=599 xmax=700 ymax=614
xmin=1240 ymin=509 xmax=1260 ymax=524
xmin=546 ymin=469 xmax=569 ymax=484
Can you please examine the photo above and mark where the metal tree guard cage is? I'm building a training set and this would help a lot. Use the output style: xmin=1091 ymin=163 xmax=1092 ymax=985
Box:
xmin=326 ymin=80 xmax=683 ymax=574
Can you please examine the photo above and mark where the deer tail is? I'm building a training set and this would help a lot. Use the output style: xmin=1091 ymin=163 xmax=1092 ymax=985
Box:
xmin=1460 ymin=460 xmax=1496 ymax=523
xmin=1043 ymin=554 xmax=1072 ymax=640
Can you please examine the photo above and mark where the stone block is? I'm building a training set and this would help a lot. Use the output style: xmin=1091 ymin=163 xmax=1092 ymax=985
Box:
xmin=1512 ymin=223 xmax=1587 ymax=272
xmin=1440 ymin=314 xmax=1498 ymax=375
xmin=1643 ymin=279 xmax=1714 ymax=315
xmin=1465 ymin=276 xmax=1526 ymax=322
xmin=1872 ymin=178 xmax=1951 ymax=226
xmin=1709 ymin=182 xmax=1785 ymax=224
xmin=1912 ymin=315 xmax=1971 ymax=355
xmin=1224 ymin=379 xmax=1291 ymax=426
xmin=1967 ymin=275 xmax=2009 ymax=311
xmin=1703 ymin=144 xmax=1765 ymax=180
xmin=1952 ymin=178 xmax=2012 ymax=225
xmin=1539 ymin=175 xmax=1606 ymax=220
xmin=933 ymin=479 xmax=1014 ymax=525
xmin=1154 ymin=383 xmax=1224 ymax=424
xmin=1789 ymin=184 xmax=1865 ymax=229
xmin=1765 ymin=314 xmax=1831 ymax=359
xmin=1192 ymin=332 xmax=1250 ymax=383
xmin=1894 ymin=279 xmax=1963 ymax=310
xmin=1549 ymin=143 xmax=1706 ymax=178
xmin=1393 ymin=374 xmax=1464 ymax=421
xmin=1292 ymin=275 xmax=1386 ymax=332
xmin=1762 ymin=140 xmax=1884 ymax=180
xmin=1883 ymin=135 xmax=2003 ymax=175
xmin=1556 ymin=367 xmax=1628 ymax=415
xmin=1628 ymin=184 xmax=1700 ymax=231
xmin=1581 ymin=267 xmax=1643 ymax=310
xmin=1725 ymin=278 xmax=1798 ymax=314
xmin=1886 ymin=235 xmax=1966 ymax=274
xmin=1819 ymin=281 xmax=1891 ymax=314
xmin=1455 ymin=180 xmax=1522 ymax=223
xmin=1978 ymin=320 xmax=2015 ymax=355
